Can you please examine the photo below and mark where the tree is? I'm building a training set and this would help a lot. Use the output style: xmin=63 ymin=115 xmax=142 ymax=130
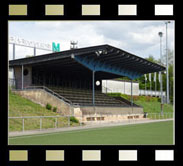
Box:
xmin=138 ymin=52 xmax=174 ymax=103
xmin=116 ymin=52 xmax=174 ymax=103
xmin=26 ymin=55 xmax=33 ymax=58
xmin=161 ymin=49 xmax=174 ymax=66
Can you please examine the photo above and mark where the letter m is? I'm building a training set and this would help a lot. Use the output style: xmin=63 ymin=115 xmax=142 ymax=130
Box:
xmin=52 ymin=42 xmax=60 ymax=52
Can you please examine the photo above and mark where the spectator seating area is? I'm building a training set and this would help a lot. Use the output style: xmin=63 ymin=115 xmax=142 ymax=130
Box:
xmin=48 ymin=86 xmax=139 ymax=107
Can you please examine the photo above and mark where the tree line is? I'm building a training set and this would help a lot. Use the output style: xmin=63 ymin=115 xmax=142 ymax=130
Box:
xmin=118 ymin=49 xmax=174 ymax=103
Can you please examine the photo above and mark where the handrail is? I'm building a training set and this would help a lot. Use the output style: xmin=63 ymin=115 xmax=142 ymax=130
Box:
xmin=102 ymin=85 xmax=113 ymax=93
xmin=9 ymin=112 xmax=173 ymax=119
xmin=9 ymin=115 xmax=76 ymax=119
xmin=25 ymin=86 xmax=80 ymax=107
xmin=8 ymin=78 xmax=16 ymax=89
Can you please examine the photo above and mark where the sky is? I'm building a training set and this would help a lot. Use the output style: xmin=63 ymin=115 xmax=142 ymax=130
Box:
xmin=8 ymin=21 xmax=174 ymax=60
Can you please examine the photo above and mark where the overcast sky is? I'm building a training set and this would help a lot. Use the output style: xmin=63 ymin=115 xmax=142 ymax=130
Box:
xmin=9 ymin=21 xmax=174 ymax=60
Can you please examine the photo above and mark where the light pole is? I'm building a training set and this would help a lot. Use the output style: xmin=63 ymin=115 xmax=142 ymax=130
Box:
xmin=145 ymin=74 xmax=147 ymax=96
xmin=165 ymin=21 xmax=171 ymax=104
xmin=158 ymin=32 xmax=163 ymax=115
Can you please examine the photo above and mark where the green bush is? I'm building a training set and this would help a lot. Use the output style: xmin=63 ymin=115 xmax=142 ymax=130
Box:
xmin=70 ymin=116 xmax=79 ymax=123
xmin=158 ymin=98 xmax=161 ymax=102
xmin=107 ymin=93 xmax=160 ymax=102
xmin=53 ymin=107 xmax=57 ymax=112
xmin=46 ymin=103 xmax=52 ymax=110
xmin=120 ymin=94 xmax=130 ymax=100
xmin=107 ymin=93 xmax=121 ymax=97
xmin=169 ymin=96 xmax=173 ymax=104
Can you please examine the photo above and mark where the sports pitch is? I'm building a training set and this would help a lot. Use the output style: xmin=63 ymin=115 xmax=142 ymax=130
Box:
xmin=9 ymin=120 xmax=173 ymax=145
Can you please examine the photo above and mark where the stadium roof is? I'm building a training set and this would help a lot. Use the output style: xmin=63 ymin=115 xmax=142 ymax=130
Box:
xmin=9 ymin=44 xmax=165 ymax=79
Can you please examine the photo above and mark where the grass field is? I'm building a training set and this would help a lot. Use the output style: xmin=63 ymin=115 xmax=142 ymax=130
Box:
xmin=9 ymin=120 xmax=173 ymax=145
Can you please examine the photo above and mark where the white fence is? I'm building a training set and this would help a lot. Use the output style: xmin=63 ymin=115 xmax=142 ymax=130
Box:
xmin=102 ymin=80 xmax=166 ymax=97
xmin=102 ymin=80 xmax=139 ymax=96
xmin=146 ymin=113 xmax=173 ymax=119
xmin=139 ymin=90 xmax=166 ymax=97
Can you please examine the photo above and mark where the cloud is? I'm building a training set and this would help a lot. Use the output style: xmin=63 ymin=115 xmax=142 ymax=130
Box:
xmin=9 ymin=21 xmax=175 ymax=60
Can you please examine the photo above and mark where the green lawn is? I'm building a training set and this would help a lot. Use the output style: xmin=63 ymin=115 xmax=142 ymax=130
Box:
xmin=9 ymin=121 xmax=173 ymax=145
xmin=135 ymin=100 xmax=173 ymax=114
xmin=9 ymin=89 xmax=68 ymax=117
xmin=9 ymin=90 xmax=79 ymax=132
xmin=108 ymin=93 xmax=173 ymax=113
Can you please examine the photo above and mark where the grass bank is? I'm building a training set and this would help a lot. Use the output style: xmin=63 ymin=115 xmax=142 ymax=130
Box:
xmin=9 ymin=90 xmax=79 ymax=132
xmin=107 ymin=93 xmax=173 ymax=113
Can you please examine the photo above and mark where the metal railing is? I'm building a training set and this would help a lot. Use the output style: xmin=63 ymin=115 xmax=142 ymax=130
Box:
xmin=9 ymin=115 xmax=83 ymax=132
xmin=9 ymin=78 xmax=16 ymax=89
xmin=102 ymin=85 xmax=113 ymax=93
xmin=9 ymin=112 xmax=173 ymax=132
xmin=146 ymin=113 xmax=173 ymax=120
xmin=139 ymin=89 xmax=166 ymax=97
xmin=83 ymin=112 xmax=173 ymax=120
xmin=24 ymin=86 xmax=79 ymax=107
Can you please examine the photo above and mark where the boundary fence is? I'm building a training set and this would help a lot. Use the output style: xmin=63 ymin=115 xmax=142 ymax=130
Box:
xmin=9 ymin=113 xmax=173 ymax=132
xmin=9 ymin=115 xmax=83 ymax=132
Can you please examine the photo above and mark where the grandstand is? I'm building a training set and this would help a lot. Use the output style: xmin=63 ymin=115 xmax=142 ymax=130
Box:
xmin=48 ymin=86 xmax=131 ymax=107
xmin=9 ymin=44 xmax=165 ymax=122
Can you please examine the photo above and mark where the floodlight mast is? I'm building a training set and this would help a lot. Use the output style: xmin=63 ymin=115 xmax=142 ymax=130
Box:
xmin=70 ymin=41 xmax=78 ymax=50
xmin=165 ymin=21 xmax=171 ymax=104
xmin=158 ymin=31 xmax=163 ymax=115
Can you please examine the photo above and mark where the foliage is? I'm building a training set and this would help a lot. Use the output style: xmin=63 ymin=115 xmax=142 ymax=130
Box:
xmin=9 ymin=91 xmax=80 ymax=132
xmin=46 ymin=103 xmax=52 ymax=110
xmin=53 ymin=107 xmax=57 ymax=112
xmin=107 ymin=93 xmax=173 ymax=113
xmin=117 ymin=50 xmax=174 ymax=103
xmin=70 ymin=116 xmax=79 ymax=123
xmin=108 ymin=93 xmax=159 ymax=102
xmin=135 ymin=100 xmax=173 ymax=113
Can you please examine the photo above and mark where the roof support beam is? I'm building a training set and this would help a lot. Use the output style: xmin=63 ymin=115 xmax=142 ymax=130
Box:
xmin=74 ymin=54 xmax=142 ymax=79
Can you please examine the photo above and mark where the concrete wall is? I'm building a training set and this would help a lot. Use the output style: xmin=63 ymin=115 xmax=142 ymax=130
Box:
xmin=81 ymin=106 xmax=144 ymax=123
xmin=73 ymin=107 xmax=83 ymax=122
xmin=9 ymin=68 xmax=13 ymax=79
xmin=102 ymin=80 xmax=139 ymax=96
xmin=80 ymin=106 xmax=143 ymax=115
xmin=82 ymin=114 xmax=144 ymax=123
xmin=13 ymin=89 xmax=144 ymax=123
xmin=14 ymin=89 xmax=71 ymax=115
xmin=14 ymin=66 xmax=32 ymax=89
xmin=9 ymin=68 xmax=15 ymax=87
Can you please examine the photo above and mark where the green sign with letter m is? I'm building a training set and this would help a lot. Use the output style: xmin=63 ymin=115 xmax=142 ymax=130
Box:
xmin=52 ymin=42 xmax=60 ymax=52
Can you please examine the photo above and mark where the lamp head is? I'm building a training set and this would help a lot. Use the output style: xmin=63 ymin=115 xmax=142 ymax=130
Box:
xmin=165 ymin=21 xmax=171 ymax=24
xmin=158 ymin=32 xmax=163 ymax=37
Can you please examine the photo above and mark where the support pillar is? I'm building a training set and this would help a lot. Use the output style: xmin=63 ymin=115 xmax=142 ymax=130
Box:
xmin=150 ymin=80 xmax=152 ymax=96
xmin=131 ymin=79 xmax=133 ymax=114
xmin=22 ymin=65 xmax=24 ymax=90
xmin=124 ymin=80 xmax=125 ymax=94
xmin=145 ymin=79 xmax=146 ymax=96
xmin=92 ymin=70 xmax=95 ymax=106
xmin=155 ymin=75 xmax=157 ymax=97
xmin=13 ymin=43 xmax=15 ymax=60
xmin=34 ymin=47 xmax=36 ymax=56
xmin=160 ymin=72 xmax=163 ymax=115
